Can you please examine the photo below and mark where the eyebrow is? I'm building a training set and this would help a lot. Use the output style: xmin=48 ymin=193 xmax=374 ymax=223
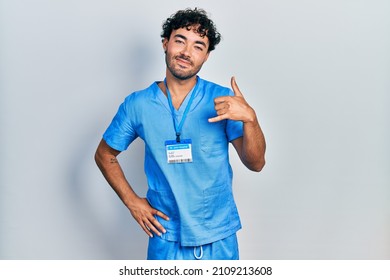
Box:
xmin=173 ymin=34 xmax=208 ymax=48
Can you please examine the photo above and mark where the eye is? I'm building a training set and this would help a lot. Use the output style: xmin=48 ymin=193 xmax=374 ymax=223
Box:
xmin=175 ymin=39 xmax=184 ymax=44
xmin=194 ymin=45 xmax=204 ymax=51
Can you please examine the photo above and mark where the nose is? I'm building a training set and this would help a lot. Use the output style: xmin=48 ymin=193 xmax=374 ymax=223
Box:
xmin=181 ymin=44 xmax=191 ymax=57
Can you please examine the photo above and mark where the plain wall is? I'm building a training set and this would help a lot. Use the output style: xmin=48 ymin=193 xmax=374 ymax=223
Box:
xmin=1 ymin=0 xmax=389 ymax=259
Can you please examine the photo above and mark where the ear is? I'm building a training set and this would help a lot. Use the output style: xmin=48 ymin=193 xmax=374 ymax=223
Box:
xmin=162 ymin=38 xmax=168 ymax=53
xmin=204 ymin=51 xmax=210 ymax=62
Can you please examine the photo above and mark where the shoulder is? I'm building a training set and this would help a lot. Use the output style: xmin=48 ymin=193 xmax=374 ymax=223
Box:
xmin=122 ymin=81 xmax=160 ymax=105
xmin=198 ymin=77 xmax=232 ymax=97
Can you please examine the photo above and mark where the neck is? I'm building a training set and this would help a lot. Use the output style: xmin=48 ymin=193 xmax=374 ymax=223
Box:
xmin=165 ymin=71 xmax=197 ymax=98
xmin=159 ymin=72 xmax=197 ymax=110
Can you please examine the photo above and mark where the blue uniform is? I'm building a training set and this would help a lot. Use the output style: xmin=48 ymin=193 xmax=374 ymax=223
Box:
xmin=103 ymin=77 xmax=244 ymax=258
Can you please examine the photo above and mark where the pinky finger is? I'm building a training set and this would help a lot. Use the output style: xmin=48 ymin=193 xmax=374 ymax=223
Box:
xmin=208 ymin=115 xmax=225 ymax=123
xmin=140 ymin=222 xmax=153 ymax=238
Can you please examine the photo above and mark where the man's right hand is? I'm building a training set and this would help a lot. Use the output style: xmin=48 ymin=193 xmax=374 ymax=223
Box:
xmin=128 ymin=197 xmax=169 ymax=238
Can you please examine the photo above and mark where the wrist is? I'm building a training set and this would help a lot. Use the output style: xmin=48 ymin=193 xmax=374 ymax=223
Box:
xmin=124 ymin=192 xmax=141 ymax=209
xmin=242 ymin=108 xmax=257 ymax=124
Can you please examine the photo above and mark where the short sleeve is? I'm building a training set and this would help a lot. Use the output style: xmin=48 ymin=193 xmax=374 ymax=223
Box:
xmin=226 ymin=119 xmax=243 ymax=142
xmin=103 ymin=97 xmax=138 ymax=151
xmin=225 ymin=89 xmax=243 ymax=142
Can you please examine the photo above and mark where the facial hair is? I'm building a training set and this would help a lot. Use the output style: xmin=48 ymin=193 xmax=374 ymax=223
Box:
xmin=165 ymin=52 xmax=204 ymax=81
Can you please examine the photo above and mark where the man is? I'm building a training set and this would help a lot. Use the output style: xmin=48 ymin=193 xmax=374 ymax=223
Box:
xmin=95 ymin=8 xmax=266 ymax=260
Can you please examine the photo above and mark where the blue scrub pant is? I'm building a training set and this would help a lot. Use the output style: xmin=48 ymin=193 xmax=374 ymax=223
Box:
xmin=147 ymin=233 xmax=239 ymax=260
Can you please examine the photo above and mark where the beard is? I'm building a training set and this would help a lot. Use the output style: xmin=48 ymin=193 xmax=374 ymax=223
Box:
xmin=165 ymin=53 xmax=203 ymax=80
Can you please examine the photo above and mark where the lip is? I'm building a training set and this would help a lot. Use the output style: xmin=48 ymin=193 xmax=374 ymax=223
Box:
xmin=176 ymin=57 xmax=192 ymax=67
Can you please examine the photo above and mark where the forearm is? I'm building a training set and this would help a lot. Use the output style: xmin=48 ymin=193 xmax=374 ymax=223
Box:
xmin=241 ymin=116 xmax=266 ymax=172
xmin=233 ymin=107 xmax=266 ymax=172
xmin=95 ymin=139 xmax=169 ymax=237
xmin=94 ymin=140 xmax=139 ymax=208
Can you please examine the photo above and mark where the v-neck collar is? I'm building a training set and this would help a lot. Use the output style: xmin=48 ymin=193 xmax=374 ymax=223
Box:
xmin=155 ymin=77 xmax=202 ymax=116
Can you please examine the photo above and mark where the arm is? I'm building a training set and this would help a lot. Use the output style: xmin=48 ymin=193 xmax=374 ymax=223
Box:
xmin=94 ymin=139 xmax=169 ymax=237
xmin=231 ymin=116 xmax=266 ymax=172
xmin=208 ymin=77 xmax=266 ymax=172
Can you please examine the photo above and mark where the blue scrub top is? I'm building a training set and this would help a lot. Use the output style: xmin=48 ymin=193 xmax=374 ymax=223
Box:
xmin=103 ymin=77 xmax=243 ymax=246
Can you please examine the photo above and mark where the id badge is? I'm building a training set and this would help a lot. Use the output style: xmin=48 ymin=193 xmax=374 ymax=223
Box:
xmin=165 ymin=139 xmax=193 ymax=163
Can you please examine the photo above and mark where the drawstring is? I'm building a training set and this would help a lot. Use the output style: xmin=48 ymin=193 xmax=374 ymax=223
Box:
xmin=193 ymin=245 xmax=203 ymax=260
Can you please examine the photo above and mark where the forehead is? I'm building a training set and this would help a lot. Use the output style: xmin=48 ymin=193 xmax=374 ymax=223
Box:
xmin=170 ymin=26 xmax=209 ymax=46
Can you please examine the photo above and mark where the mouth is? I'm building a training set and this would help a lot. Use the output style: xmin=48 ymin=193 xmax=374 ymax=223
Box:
xmin=175 ymin=56 xmax=192 ymax=67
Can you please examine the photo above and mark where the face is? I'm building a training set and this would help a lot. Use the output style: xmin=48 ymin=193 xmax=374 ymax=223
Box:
xmin=163 ymin=26 xmax=210 ymax=80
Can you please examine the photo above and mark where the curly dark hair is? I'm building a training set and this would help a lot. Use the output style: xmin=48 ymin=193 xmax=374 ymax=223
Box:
xmin=161 ymin=8 xmax=221 ymax=52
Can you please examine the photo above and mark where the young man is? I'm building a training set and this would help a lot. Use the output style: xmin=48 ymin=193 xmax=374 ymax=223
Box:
xmin=95 ymin=8 xmax=266 ymax=260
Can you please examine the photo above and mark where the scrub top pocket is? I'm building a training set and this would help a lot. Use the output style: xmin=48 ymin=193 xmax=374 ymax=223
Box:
xmin=199 ymin=119 xmax=228 ymax=157
xmin=203 ymin=184 xmax=234 ymax=228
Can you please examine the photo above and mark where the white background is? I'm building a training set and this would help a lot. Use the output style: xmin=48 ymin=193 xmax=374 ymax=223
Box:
xmin=1 ymin=0 xmax=389 ymax=259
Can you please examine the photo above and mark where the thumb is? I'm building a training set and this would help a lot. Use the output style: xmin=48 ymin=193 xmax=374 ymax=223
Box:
xmin=231 ymin=76 xmax=243 ymax=97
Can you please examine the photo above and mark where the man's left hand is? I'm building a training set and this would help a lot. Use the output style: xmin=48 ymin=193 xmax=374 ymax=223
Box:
xmin=208 ymin=76 xmax=256 ymax=123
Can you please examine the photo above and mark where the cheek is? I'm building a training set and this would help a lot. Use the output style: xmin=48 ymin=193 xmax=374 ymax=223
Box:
xmin=195 ymin=54 xmax=209 ymax=65
xmin=164 ymin=47 xmax=175 ymax=60
xmin=167 ymin=42 xmax=182 ymax=53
